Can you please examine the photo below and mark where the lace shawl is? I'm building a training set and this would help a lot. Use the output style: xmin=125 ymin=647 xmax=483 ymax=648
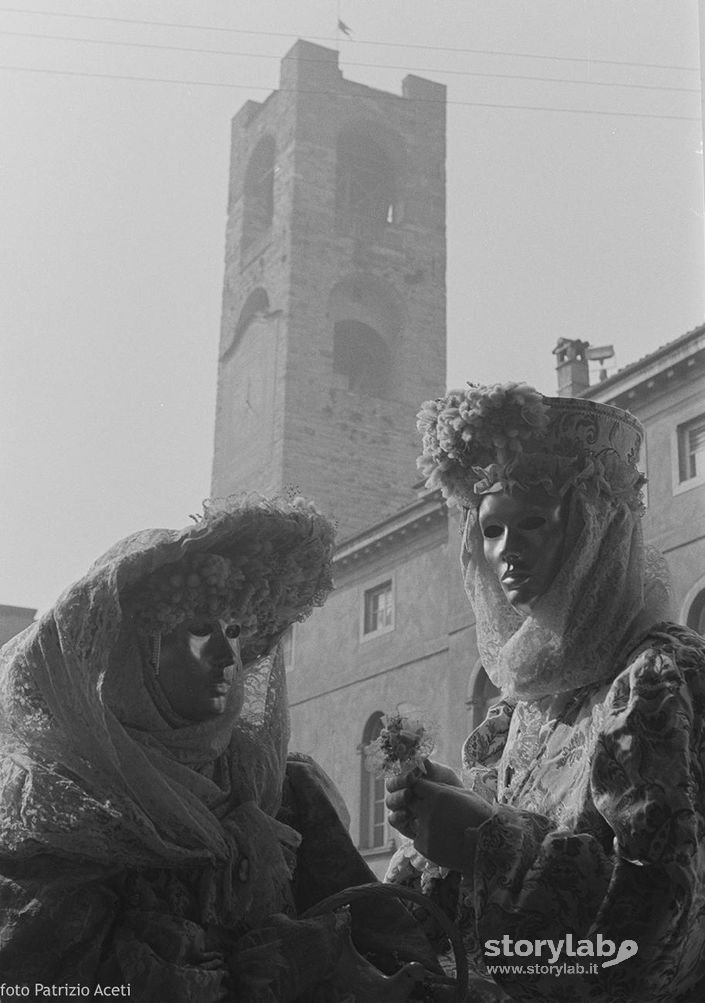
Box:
xmin=0 ymin=498 xmax=334 ymax=926
xmin=461 ymin=490 xmax=672 ymax=700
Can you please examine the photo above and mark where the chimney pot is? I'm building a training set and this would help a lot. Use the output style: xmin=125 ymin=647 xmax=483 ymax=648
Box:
xmin=552 ymin=338 xmax=590 ymax=397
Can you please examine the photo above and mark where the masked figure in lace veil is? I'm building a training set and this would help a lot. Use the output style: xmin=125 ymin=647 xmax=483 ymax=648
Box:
xmin=385 ymin=383 xmax=705 ymax=1003
xmin=0 ymin=495 xmax=436 ymax=1001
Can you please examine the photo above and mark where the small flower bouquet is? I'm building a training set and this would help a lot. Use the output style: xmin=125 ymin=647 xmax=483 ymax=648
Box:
xmin=364 ymin=713 xmax=436 ymax=779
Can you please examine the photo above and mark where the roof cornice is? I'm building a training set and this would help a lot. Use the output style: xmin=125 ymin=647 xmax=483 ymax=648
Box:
xmin=582 ymin=325 xmax=705 ymax=405
xmin=335 ymin=491 xmax=447 ymax=567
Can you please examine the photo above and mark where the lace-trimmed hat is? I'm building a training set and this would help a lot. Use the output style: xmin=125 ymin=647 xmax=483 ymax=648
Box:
xmin=97 ymin=494 xmax=336 ymax=661
xmin=417 ymin=382 xmax=645 ymax=510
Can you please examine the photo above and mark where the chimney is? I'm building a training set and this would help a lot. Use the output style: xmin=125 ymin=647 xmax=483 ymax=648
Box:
xmin=552 ymin=338 xmax=590 ymax=397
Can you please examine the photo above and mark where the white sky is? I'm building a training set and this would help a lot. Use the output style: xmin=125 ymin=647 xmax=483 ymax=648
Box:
xmin=1 ymin=1 xmax=704 ymax=612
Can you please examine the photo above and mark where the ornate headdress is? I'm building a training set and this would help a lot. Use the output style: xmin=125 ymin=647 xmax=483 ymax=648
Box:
xmin=114 ymin=495 xmax=335 ymax=662
xmin=417 ymin=382 xmax=645 ymax=511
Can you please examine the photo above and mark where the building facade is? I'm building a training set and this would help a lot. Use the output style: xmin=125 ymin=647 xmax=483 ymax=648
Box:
xmin=286 ymin=491 xmax=488 ymax=876
xmin=579 ymin=326 xmax=705 ymax=633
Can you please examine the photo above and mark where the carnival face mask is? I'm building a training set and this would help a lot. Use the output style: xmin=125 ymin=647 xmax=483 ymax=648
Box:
xmin=478 ymin=485 xmax=566 ymax=615
xmin=156 ymin=618 xmax=243 ymax=722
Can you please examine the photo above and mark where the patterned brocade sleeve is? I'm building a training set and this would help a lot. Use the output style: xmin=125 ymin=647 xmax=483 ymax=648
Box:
xmin=463 ymin=628 xmax=705 ymax=1003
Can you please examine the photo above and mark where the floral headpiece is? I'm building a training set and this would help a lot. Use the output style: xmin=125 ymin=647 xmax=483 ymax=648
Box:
xmin=119 ymin=496 xmax=335 ymax=660
xmin=417 ymin=382 xmax=645 ymax=510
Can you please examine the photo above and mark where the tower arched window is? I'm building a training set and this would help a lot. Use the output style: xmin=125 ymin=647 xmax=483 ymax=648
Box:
xmin=242 ymin=136 xmax=275 ymax=251
xmin=360 ymin=712 xmax=388 ymax=850
xmin=333 ymin=320 xmax=390 ymax=396
xmin=236 ymin=288 xmax=270 ymax=339
xmin=335 ymin=130 xmax=397 ymax=239
xmin=221 ymin=288 xmax=271 ymax=363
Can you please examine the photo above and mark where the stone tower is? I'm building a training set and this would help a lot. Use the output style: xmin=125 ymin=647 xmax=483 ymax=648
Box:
xmin=211 ymin=40 xmax=447 ymax=539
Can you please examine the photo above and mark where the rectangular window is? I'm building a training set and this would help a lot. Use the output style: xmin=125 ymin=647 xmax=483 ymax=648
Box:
xmin=360 ymin=713 xmax=390 ymax=850
xmin=360 ymin=768 xmax=388 ymax=850
xmin=363 ymin=580 xmax=394 ymax=636
xmin=678 ymin=415 xmax=705 ymax=483
xmin=369 ymin=774 xmax=387 ymax=848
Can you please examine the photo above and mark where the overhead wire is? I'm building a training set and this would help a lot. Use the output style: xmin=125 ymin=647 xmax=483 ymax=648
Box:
xmin=0 ymin=28 xmax=699 ymax=95
xmin=0 ymin=6 xmax=699 ymax=72
xmin=0 ymin=8 xmax=698 ymax=122
xmin=0 ymin=62 xmax=699 ymax=122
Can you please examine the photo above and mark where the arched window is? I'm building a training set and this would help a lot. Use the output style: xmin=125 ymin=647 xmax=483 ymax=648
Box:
xmin=359 ymin=712 xmax=388 ymax=850
xmin=221 ymin=288 xmax=271 ymax=362
xmin=335 ymin=129 xmax=397 ymax=239
xmin=242 ymin=136 xmax=275 ymax=251
xmin=236 ymin=288 xmax=270 ymax=339
xmin=333 ymin=320 xmax=390 ymax=395
xmin=687 ymin=588 xmax=705 ymax=635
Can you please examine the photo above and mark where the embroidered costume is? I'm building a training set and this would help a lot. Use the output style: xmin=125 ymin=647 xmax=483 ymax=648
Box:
xmin=387 ymin=384 xmax=705 ymax=1002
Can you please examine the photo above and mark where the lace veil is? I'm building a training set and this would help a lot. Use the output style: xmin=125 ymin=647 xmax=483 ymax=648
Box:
xmin=0 ymin=495 xmax=335 ymax=923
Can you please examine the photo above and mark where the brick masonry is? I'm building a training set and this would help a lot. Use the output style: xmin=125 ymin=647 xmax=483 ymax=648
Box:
xmin=211 ymin=40 xmax=447 ymax=540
